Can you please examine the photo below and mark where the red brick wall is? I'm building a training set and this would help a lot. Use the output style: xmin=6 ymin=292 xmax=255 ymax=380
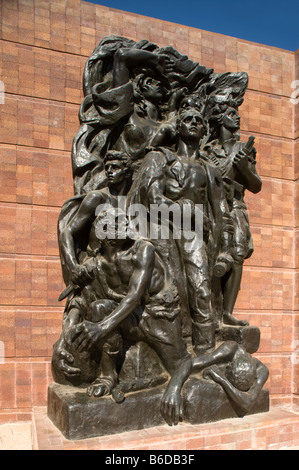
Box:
xmin=294 ymin=49 xmax=299 ymax=408
xmin=0 ymin=0 xmax=298 ymax=420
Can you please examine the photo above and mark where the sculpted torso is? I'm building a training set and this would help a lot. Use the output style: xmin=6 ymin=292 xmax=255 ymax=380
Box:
xmin=165 ymin=156 xmax=208 ymax=205
xmin=96 ymin=240 xmax=165 ymax=297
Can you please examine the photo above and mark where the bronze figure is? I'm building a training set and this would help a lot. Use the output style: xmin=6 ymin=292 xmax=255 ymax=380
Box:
xmin=49 ymin=36 xmax=269 ymax=439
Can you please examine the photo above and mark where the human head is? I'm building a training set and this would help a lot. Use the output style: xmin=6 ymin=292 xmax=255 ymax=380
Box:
xmin=208 ymin=102 xmax=240 ymax=140
xmin=104 ymin=150 xmax=133 ymax=186
xmin=180 ymin=94 xmax=204 ymax=113
xmin=134 ymin=72 xmax=164 ymax=105
xmin=177 ymin=107 xmax=208 ymax=144
xmin=225 ymin=356 xmax=256 ymax=392
xmin=222 ymin=106 xmax=240 ymax=132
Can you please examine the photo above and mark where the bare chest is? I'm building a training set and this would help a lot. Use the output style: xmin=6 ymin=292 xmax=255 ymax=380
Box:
xmin=165 ymin=158 xmax=207 ymax=204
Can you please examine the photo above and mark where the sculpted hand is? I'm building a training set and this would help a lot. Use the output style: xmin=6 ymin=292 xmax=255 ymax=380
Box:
xmin=157 ymin=54 xmax=175 ymax=75
xmin=216 ymin=252 xmax=233 ymax=271
xmin=233 ymin=150 xmax=249 ymax=173
xmin=71 ymin=321 xmax=103 ymax=352
xmin=56 ymin=349 xmax=81 ymax=378
xmin=70 ymin=264 xmax=93 ymax=287
xmin=64 ymin=324 xmax=82 ymax=349
xmin=160 ymin=388 xmax=183 ymax=426
xmin=168 ymin=87 xmax=188 ymax=111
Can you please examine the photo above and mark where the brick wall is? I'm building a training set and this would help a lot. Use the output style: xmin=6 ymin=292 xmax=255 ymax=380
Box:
xmin=294 ymin=49 xmax=299 ymax=408
xmin=0 ymin=0 xmax=298 ymax=421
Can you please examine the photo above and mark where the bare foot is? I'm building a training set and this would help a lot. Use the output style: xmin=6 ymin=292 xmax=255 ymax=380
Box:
xmin=223 ymin=313 xmax=249 ymax=327
xmin=86 ymin=377 xmax=114 ymax=397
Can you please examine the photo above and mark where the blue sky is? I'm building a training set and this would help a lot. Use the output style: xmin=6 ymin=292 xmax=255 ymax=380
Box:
xmin=85 ymin=0 xmax=298 ymax=51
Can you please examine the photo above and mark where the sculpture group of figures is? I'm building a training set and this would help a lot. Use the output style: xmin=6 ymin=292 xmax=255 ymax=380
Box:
xmin=51 ymin=36 xmax=269 ymax=427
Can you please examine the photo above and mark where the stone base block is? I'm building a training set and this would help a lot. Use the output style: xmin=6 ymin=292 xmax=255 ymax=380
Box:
xmin=48 ymin=378 xmax=269 ymax=441
xmin=34 ymin=406 xmax=299 ymax=450
xmin=47 ymin=382 xmax=166 ymax=440
xmin=184 ymin=377 xmax=269 ymax=424
xmin=217 ymin=325 xmax=261 ymax=354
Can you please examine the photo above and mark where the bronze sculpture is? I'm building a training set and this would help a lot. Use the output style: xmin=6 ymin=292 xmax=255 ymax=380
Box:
xmin=48 ymin=36 xmax=269 ymax=440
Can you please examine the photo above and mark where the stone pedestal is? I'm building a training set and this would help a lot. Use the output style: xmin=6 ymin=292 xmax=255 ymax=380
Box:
xmin=48 ymin=382 xmax=166 ymax=440
xmin=48 ymin=325 xmax=269 ymax=440
xmin=217 ymin=325 xmax=261 ymax=354
xmin=34 ymin=406 xmax=299 ymax=450
xmin=48 ymin=379 xmax=269 ymax=441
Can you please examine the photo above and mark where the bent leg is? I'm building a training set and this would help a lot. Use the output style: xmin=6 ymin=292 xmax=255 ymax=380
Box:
xmin=222 ymin=206 xmax=251 ymax=326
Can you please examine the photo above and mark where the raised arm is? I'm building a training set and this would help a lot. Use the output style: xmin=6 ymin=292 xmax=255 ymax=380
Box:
xmin=113 ymin=48 xmax=174 ymax=88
